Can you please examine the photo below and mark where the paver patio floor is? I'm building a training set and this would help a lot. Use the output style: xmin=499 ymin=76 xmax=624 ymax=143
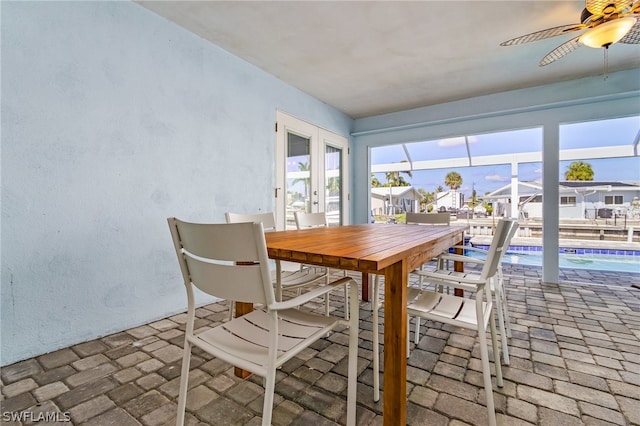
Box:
xmin=2 ymin=265 xmax=639 ymax=425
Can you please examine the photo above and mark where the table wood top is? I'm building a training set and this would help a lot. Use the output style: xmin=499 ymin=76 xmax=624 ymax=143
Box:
xmin=265 ymin=223 xmax=467 ymax=274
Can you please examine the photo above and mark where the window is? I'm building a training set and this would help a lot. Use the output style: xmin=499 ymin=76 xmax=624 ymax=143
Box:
xmin=520 ymin=196 xmax=542 ymax=203
xmin=560 ymin=196 xmax=576 ymax=205
xmin=604 ymin=195 xmax=623 ymax=205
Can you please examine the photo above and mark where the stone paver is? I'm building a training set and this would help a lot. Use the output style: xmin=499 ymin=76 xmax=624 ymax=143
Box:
xmin=68 ymin=394 xmax=115 ymax=423
xmin=0 ymin=266 xmax=638 ymax=425
xmin=32 ymin=381 xmax=69 ymax=402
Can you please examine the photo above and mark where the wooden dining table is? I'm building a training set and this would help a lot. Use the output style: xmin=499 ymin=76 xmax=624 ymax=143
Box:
xmin=264 ymin=223 xmax=467 ymax=426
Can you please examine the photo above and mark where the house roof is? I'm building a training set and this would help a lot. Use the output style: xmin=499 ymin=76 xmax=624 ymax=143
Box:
xmin=560 ymin=181 xmax=640 ymax=188
xmin=482 ymin=181 xmax=640 ymax=200
xmin=482 ymin=182 xmax=543 ymax=199
xmin=371 ymin=186 xmax=422 ymax=201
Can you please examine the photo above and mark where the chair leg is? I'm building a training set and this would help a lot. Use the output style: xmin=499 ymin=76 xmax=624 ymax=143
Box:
xmin=261 ymin=365 xmax=277 ymax=426
xmin=372 ymin=275 xmax=381 ymax=403
xmin=414 ymin=268 xmax=423 ymax=344
xmin=324 ymin=293 xmax=330 ymax=316
xmin=477 ymin=327 xmax=498 ymax=426
xmin=406 ymin=314 xmax=411 ymax=355
xmin=496 ymin=304 xmax=510 ymax=366
xmin=228 ymin=300 xmax=234 ymax=321
xmin=489 ymin=311 xmax=503 ymax=388
xmin=493 ymin=278 xmax=510 ymax=366
xmin=343 ymin=284 xmax=350 ymax=320
xmin=496 ymin=268 xmax=512 ymax=338
xmin=346 ymin=282 xmax=359 ymax=425
xmin=176 ymin=340 xmax=193 ymax=426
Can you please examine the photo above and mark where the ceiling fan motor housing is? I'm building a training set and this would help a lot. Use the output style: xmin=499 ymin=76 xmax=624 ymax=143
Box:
xmin=581 ymin=8 xmax=594 ymax=23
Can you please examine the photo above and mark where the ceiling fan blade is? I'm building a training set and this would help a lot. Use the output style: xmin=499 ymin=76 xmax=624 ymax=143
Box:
xmin=500 ymin=23 xmax=586 ymax=46
xmin=586 ymin=0 xmax=633 ymax=16
xmin=539 ymin=35 xmax=582 ymax=66
xmin=619 ymin=17 xmax=640 ymax=43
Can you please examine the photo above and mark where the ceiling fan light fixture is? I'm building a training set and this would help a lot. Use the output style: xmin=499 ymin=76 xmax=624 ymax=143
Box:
xmin=579 ymin=17 xmax=636 ymax=48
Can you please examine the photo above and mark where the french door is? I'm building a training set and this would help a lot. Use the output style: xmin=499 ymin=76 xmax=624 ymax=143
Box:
xmin=275 ymin=111 xmax=349 ymax=230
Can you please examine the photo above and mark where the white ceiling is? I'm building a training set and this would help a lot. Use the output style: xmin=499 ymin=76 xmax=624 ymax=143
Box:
xmin=137 ymin=1 xmax=640 ymax=119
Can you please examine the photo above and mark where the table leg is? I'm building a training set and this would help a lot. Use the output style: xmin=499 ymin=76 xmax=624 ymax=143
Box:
xmin=361 ymin=272 xmax=370 ymax=302
xmin=454 ymin=236 xmax=464 ymax=297
xmin=383 ymin=260 xmax=407 ymax=426
xmin=234 ymin=301 xmax=253 ymax=378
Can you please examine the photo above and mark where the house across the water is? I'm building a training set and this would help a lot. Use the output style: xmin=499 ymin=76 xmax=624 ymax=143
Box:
xmin=483 ymin=181 xmax=640 ymax=219
xmin=371 ymin=186 xmax=422 ymax=215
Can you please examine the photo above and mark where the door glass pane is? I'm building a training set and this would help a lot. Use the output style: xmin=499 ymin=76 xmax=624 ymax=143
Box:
xmin=287 ymin=132 xmax=311 ymax=229
xmin=325 ymin=145 xmax=342 ymax=226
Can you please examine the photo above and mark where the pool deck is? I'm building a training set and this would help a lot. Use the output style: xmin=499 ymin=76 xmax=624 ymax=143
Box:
xmin=1 ymin=265 xmax=639 ymax=425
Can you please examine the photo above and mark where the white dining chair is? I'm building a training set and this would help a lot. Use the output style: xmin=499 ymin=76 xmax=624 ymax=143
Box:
xmin=405 ymin=212 xmax=453 ymax=342
xmin=294 ymin=211 xmax=350 ymax=319
xmin=434 ymin=219 xmax=519 ymax=365
xmin=294 ymin=210 xmax=330 ymax=229
xmin=168 ymin=218 xmax=360 ymax=426
xmin=226 ymin=211 xmax=336 ymax=316
xmin=372 ymin=218 xmax=515 ymax=426
xmin=370 ymin=212 xmax=453 ymax=399
xmin=406 ymin=211 xmax=451 ymax=226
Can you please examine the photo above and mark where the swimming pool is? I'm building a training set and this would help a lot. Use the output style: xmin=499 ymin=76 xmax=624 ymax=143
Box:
xmin=504 ymin=252 xmax=640 ymax=273
xmin=467 ymin=248 xmax=640 ymax=273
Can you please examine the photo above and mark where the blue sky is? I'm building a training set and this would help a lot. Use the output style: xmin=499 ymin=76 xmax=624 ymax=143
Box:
xmin=372 ymin=115 xmax=640 ymax=197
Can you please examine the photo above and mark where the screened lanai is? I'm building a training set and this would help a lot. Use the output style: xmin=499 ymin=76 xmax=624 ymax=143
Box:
xmin=361 ymin=113 xmax=640 ymax=283
xmin=371 ymin=116 xmax=639 ymax=215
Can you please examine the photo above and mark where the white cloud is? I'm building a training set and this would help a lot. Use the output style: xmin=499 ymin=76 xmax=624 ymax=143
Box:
xmin=485 ymin=174 xmax=508 ymax=182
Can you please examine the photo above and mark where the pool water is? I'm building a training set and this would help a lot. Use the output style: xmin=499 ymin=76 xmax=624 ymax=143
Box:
xmin=466 ymin=250 xmax=640 ymax=274
xmin=506 ymin=252 xmax=640 ymax=273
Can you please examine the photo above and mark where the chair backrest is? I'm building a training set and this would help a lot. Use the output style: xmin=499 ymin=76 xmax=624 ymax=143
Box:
xmin=225 ymin=212 xmax=276 ymax=231
xmin=406 ymin=212 xmax=450 ymax=225
xmin=168 ymin=217 xmax=275 ymax=306
xmin=479 ymin=218 xmax=519 ymax=281
xmin=294 ymin=211 xmax=328 ymax=229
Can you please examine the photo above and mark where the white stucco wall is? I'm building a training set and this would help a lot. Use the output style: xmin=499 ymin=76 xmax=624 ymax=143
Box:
xmin=0 ymin=2 xmax=351 ymax=365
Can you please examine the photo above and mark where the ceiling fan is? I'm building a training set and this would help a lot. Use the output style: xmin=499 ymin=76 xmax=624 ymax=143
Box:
xmin=501 ymin=0 xmax=640 ymax=66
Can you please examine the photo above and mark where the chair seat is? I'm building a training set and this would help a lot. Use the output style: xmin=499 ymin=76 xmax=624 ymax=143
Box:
xmin=413 ymin=268 xmax=483 ymax=293
xmin=407 ymin=290 xmax=491 ymax=328
xmin=422 ymin=268 xmax=498 ymax=292
xmin=191 ymin=308 xmax=338 ymax=377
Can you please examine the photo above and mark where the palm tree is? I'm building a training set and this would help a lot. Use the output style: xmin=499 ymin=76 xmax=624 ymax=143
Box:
xmin=444 ymin=171 xmax=463 ymax=190
xmin=385 ymin=170 xmax=412 ymax=187
xmin=445 ymin=171 xmax=463 ymax=209
xmin=470 ymin=187 xmax=478 ymax=208
xmin=385 ymin=161 xmax=412 ymax=187
xmin=326 ymin=176 xmax=341 ymax=196
xmin=418 ymin=188 xmax=434 ymax=212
